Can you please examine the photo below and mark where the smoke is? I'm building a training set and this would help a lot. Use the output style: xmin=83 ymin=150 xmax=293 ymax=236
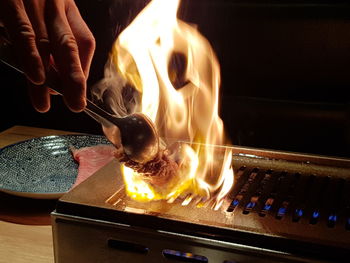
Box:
xmin=90 ymin=56 xmax=141 ymax=118
xmin=89 ymin=0 xmax=150 ymax=118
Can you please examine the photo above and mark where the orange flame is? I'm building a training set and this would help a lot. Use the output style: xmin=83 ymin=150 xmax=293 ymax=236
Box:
xmin=111 ymin=0 xmax=234 ymax=207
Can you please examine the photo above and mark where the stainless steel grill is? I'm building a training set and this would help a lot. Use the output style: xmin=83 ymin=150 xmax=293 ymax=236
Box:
xmin=52 ymin=146 xmax=350 ymax=263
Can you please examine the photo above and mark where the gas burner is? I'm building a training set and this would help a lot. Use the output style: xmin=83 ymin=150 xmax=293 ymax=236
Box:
xmin=52 ymin=145 xmax=350 ymax=263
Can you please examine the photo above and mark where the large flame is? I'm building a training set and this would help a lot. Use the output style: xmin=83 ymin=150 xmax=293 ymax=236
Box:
xmin=107 ymin=0 xmax=234 ymax=208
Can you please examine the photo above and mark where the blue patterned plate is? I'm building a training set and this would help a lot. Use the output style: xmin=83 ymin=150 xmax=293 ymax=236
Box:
xmin=0 ymin=134 xmax=111 ymax=199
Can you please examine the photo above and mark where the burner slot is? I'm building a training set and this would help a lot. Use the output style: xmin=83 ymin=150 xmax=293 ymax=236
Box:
xmin=227 ymin=168 xmax=262 ymax=212
xmin=242 ymin=169 xmax=274 ymax=215
xmin=226 ymin=167 xmax=250 ymax=212
xmin=291 ymin=175 xmax=315 ymax=222
xmin=303 ymin=175 xmax=330 ymax=225
xmin=228 ymin=166 xmax=248 ymax=197
xmin=267 ymin=172 xmax=295 ymax=217
xmin=274 ymin=173 xmax=301 ymax=220
xmin=258 ymin=171 xmax=288 ymax=217
xmin=321 ymin=177 xmax=345 ymax=228
xmin=309 ymin=176 xmax=331 ymax=225
xmin=339 ymin=180 xmax=350 ymax=230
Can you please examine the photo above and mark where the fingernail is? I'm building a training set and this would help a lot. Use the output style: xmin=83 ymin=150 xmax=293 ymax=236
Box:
xmin=70 ymin=72 xmax=87 ymax=112
xmin=27 ymin=83 xmax=50 ymax=112
xmin=35 ymin=103 xmax=50 ymax=113
xmin=76 ymin=97 xmax=87 ymax=112
xmin=66 ymin=96 xmax=86 ymax=113
xmin=26 ymin=65 xmax=45 ymax=85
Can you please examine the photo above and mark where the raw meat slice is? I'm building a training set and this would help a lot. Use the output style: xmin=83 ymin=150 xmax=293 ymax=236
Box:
xmin=71 ymin=144 xmax=116 ymax=189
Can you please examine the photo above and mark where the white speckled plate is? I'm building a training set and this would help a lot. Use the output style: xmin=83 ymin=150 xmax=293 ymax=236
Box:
xmin=0 ymin=134 xmax=111 ymax=199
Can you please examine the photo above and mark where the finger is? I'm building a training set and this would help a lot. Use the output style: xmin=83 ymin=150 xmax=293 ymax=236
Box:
xmin=23 ymin=0 xmax=50 ymax=69
xmin=66 ymin=0 xmax=95 ymax=78
xmin=45 ymin=0 xmax=86 ymax=112
xmin=0 ymin=0 xmax=45 ymax=84
xmin=27 ymin=80 xmax=51 ymax=113
xmin=24 ymin=0 xmax=51 ymax=111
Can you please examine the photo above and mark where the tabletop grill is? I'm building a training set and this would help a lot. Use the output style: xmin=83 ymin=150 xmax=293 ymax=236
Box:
xmin=52 ymin=146 xmax=350 ymax=263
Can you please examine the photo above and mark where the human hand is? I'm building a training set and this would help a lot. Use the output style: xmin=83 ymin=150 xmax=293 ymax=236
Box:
xmin=0 ymin=0 xmax=95 ymax=112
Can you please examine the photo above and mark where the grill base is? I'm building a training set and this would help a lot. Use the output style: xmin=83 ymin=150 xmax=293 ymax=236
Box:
xmin=52 ymin=146 xmax=350 ymax=262
xmin=52 ymin=212 xmax=320 ymax=263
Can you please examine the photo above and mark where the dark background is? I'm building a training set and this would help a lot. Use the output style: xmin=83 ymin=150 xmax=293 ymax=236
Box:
xmin=1 ymin=0 xmax=349 ymax=157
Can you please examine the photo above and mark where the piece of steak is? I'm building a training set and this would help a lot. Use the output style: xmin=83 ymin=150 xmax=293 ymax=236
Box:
xmin=114 ymin=146 xmax=180 ymax=196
